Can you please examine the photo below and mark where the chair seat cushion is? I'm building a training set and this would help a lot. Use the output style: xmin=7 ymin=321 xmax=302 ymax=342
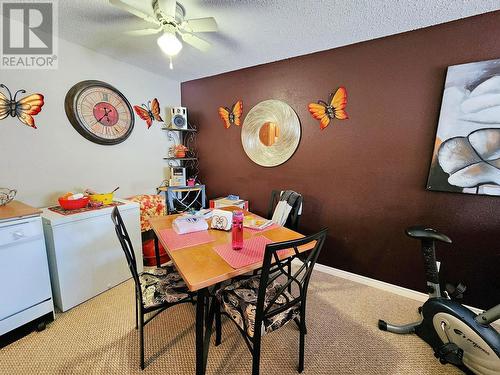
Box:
xmin=140 ymin=262 xmax=190 ymax=309
xmin=216 ymin=276 xmax=300 ymax=338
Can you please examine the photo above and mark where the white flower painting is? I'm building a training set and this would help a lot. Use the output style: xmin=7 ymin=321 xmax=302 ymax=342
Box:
xmin=427 ymin=58 xmax=500 ymax=196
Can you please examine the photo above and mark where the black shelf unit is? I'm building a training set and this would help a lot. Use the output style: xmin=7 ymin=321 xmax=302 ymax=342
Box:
xmin=163 ymin=157 xmax=198 ymax=161
xmin=164 ymin=123 xmax=199 ymax=178
xmin=161 ymin=127 xmax=197 ymax=132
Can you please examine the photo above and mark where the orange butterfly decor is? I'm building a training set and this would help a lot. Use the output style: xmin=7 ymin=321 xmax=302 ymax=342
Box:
xmin=218 ymin=100 xmax=243 ymax=129
xmin=308 ymin=87 xmax=348 ymax=130
xmin=133 ymin=98 xmax=163 ymax=129
xmin=0 ymin=84 xmax=44 ymax=129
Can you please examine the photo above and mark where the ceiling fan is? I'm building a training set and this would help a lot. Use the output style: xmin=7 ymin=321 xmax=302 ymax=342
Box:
xmin=109 ymin=0 xmax=218 ymax=69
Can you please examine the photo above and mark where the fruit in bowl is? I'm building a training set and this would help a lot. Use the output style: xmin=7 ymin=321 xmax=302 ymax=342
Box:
xmin=88 ymin=192 xmax=114 ymax=205
xmin=58 ymin=192 xmax=89 ymax=210
xmin=86 ymin=187 xmax=119 ymax=205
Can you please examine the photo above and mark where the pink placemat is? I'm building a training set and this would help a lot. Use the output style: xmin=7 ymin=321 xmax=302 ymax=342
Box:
xmin=214 ymin=235 xmax=290 ymax=269
xmin=159 ymin=228 xmax=215 ymax=251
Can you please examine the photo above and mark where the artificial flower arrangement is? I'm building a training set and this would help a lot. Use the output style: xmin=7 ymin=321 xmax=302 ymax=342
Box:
xmin=173 ymin=144 xmax=189 ymax=158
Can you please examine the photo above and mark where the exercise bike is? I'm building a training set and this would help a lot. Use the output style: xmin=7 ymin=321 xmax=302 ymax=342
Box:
xmin=378 ymin=226 xmax=500 ymax=375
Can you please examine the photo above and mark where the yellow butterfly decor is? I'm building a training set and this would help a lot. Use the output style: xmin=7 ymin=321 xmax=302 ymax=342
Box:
xmin=0 ymin=84 xmax=45 ymax=129
xmin=308 ymin=87 xmax=348 ymax=130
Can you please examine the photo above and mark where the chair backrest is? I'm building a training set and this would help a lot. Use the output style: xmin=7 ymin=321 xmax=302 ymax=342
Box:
xmin=166 ymin=185 xmax=206 ymax=214
xmin=253 ymin=228 xmax=328 ymax=339
xmin=267 ymin=190 xmax=303 ymax=231
xmin=126 ymin=194 xmax=166 ymax=232
xmin=111 ymin=207 xmax=142 ymax=298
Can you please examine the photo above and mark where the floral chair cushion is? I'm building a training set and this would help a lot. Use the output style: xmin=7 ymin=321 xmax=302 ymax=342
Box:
xmin=140 ymin=262 xmax=190 ymax=308
xmin=127 ymin=194 xmax=166 ymax=232
xmin=216 ymin=276 xmax=300 ymax=338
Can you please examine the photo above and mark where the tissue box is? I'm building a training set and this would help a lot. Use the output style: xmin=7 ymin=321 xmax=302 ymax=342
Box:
xmin=209 ymin=197 xmax=249 ymax=210
xmin=211 ymin=209 xmax=233 ymax=231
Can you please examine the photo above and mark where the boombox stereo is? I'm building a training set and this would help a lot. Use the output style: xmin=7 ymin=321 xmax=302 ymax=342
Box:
xmin=170 ymin=107 xmax=188 ymax=129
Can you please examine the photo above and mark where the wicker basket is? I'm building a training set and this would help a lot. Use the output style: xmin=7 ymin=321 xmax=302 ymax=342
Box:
xmin=0 ymin=188 xmax=16 ymax=206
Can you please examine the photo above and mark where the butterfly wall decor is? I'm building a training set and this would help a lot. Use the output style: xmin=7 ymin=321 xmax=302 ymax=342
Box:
xmin=308 ymin=87 xmax=348 ymax=130
xmin=0 ymin=84 xmax=44 ymax=129
xmin=133 ymin=98 xmax=163 ymax=129
xmin=218 ymin=100 xmax=243 ymax=129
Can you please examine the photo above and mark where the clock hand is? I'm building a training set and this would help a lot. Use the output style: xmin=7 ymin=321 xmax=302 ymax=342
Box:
xmin=97 ymin=107 xmax=112 ymax=123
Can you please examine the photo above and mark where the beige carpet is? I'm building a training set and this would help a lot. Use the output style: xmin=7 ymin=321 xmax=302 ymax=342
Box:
xmin=0 ymin=270 xmax=462 ymax=375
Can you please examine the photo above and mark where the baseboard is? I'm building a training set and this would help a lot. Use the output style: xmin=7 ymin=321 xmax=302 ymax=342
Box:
xmin=310 ymin=261 xmax=484 ymax=315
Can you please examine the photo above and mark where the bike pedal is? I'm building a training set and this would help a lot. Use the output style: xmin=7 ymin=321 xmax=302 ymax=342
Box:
xmin=435 ymin=343 xmax=463 ymax=366
xmin=445 ymin=282 xmax=467 ymax=299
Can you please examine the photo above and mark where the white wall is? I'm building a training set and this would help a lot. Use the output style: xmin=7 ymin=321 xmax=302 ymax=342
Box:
xmin=0 ymin=37 xmax=180 ymax=207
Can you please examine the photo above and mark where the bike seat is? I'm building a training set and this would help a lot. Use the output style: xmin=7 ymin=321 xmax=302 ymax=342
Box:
xmin=405 ymin=226 xmax=452 ymax=243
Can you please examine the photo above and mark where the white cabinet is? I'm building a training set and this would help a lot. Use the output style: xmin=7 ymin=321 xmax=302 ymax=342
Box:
xmin=42 ymin=200 xmax=142 ymax=312
xmin=0 ymin=216 xmax=54 ymax=335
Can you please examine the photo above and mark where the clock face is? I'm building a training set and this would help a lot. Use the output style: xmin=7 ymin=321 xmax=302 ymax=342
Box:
xmin=65 ymin=81 xmax=134 ymax=145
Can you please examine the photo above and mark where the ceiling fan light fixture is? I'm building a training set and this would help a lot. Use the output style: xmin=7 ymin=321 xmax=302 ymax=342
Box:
xmin=157 ymin=32 xmax=183 ymax=56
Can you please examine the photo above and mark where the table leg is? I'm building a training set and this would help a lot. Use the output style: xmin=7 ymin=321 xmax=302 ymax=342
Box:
xmin=196 ymin=288 xmax=215 ymax=375
xmin=154 ymin=235 xmax=161 ymax=268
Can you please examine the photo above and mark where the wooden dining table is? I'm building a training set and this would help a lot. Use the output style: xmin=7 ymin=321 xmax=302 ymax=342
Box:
xmin=149 ymin=206 xmax=312 ymax=375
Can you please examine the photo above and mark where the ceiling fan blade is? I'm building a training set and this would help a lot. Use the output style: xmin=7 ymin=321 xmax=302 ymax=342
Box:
xmin=179 ymin=32 xmax=211 ymax=52
xmin=109 ymin=0 xmax=158 ymax=25
xmin=158 ymin=0 xmax=177 ymax=17
xmin=183 ymin=17 xmax=218 ymax=33
xmin=125 ymin=27 xmax=162 ymax=36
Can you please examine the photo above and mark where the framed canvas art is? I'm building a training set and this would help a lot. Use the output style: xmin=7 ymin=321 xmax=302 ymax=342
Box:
xmin=427 ymin=58 xmax=500 ymax=196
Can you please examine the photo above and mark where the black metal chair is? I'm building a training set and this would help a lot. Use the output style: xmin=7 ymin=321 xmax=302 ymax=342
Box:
xmin=111 ymin=207 xmax=194 ymax=369
xmin=215 ymin=228 xmax=328 ymax=375
xmin=268 ymin=190 xmax=303 ymax=292
xmin=267 ymin=190 xmax=303 ymax=230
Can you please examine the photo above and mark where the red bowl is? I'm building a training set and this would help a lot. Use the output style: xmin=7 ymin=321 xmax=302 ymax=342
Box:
xmin=58 ymin=196 xmax=90 ymax=210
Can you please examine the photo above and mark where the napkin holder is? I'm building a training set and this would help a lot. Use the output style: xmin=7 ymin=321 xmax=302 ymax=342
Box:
xmin=211 ymin=209 xmax=232 ymax=231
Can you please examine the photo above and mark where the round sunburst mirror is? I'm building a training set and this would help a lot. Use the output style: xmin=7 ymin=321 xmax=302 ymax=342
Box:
xmin=241 ymin=100 xmax=301 ymax=167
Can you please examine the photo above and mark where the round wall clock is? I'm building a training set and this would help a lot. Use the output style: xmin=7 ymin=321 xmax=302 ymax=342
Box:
xmin=65 ymin=80 xmax=134 ymax=145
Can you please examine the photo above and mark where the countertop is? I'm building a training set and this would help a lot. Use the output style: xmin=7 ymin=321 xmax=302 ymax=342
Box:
xmin=41 ymin=198 xmax=139 ymax=226
xmin=0 ymin=200 xmax=42 ymax=222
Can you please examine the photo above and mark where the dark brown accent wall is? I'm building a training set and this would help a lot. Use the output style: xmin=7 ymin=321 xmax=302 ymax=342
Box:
xmin=181 ymin=11 xmax=500 ymax=309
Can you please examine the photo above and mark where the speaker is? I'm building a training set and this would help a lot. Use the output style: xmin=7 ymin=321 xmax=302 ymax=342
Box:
xmin=170 ymin=107 xmax=188 ymax=129
xmin=169 ymin=166 xmax=186 ymax=186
